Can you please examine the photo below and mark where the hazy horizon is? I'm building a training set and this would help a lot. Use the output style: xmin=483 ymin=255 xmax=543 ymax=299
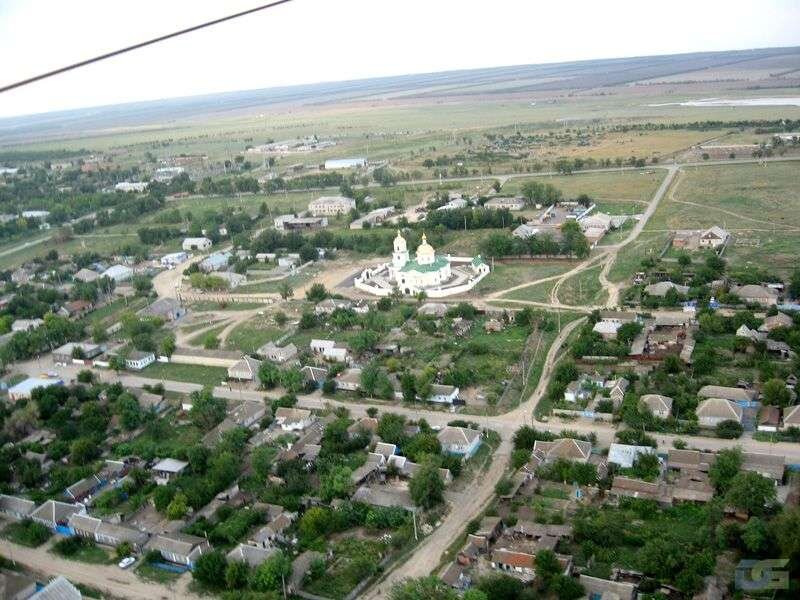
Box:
xmin=1 ymin=0 xmax=800 ymax=119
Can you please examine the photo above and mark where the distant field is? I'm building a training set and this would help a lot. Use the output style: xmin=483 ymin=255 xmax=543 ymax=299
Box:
xmin=643 ymin=162 xmax=800 ymax=274
xmin=474 ymin=260 xmax=575 ymax=295
xmin=504 ymin=169 xmax=666 ymax=204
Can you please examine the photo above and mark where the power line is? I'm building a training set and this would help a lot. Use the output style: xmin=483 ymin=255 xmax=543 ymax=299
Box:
xmin=0 ymin=0 xmax=294 ymax=94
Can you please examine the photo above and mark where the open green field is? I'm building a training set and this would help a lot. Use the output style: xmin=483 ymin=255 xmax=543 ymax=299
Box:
xmin=236 ymin=266 xmax=321 ymax=294
xmin=141 ymin=362 xmax=228 ymax=387
xmin=557 ymin=264 xmax=607 ymax=306
xmin=226 ymin=318 xmax=285 ymax=354
xmin=608 ymin=232 xmax=669 ymax=283
xmin=503 ymin=169 xmax=666 ymax=203
xmin=643 ymin=161 xmax=800 ymax=274
xmin=473 ymin=260 xmax=576 ymax=295
xmin=501 ymin=279 xmax=558 ymax=303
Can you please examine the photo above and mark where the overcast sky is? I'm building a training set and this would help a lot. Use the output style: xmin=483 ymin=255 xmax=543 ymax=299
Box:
xmin=0 ymin=0 xmax=799 ymax=118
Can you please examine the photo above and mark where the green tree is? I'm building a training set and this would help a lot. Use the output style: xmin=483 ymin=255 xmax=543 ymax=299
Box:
xmin=251 ymin=445 xmax=277 ymax=479
xmin=279 ymin=281 xmax=293 ymax=300
xmin=715 ymin=419 xmax=743 ymax=439
xmin=320 ymin=465 xmax=353 ymax=501
xmin=251 ymin=551 xmax=292 ymax=592
xmin=280 ymin=367 xmax=304 ymax=393
xmin=115 ymin=541 xmax=133 ymax=560
xmin=70 ymin=438 xmax=99 ymax=463
xmin=160 ymin=333 xmax=176 ymax=358
xmin=772 ymin=506 xmax=800 ymax=571
xmin=377 ymin=413 xmax=408 ymax=445
xmin=193 ymin=550 xmax=227 ymax=587
xmin=762 ymin=378 xmax=791 ymax=407
xmin=225 ymin=559 xmax=250 ymax=589
xmin=166 ymin=491 xmax=189 ymax=520
xmin=258 ymin=361 xmax=281 ymax=389
xmin=189 ymin=388 xmax=226 ymax=431
xmin=742 ymin=516 xmax=768 ymax=553
xmin=409 ymin=460 xmax=444 ymax=509
xmin=725 ymin=472 xmax=776 ymax=515
xmin=306 ymin=283 xmax=328 ymax=302
xmin=389 ymin=576 xmax=458 ymax=600
xmin=709 ymin=448 xmax=742 ymax=492
xmin=477 ymin=573 xmax=524 ymax=599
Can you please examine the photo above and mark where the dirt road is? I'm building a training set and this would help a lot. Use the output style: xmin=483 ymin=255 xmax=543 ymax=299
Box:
xmin=1 ymin=538 xmax=201 ymax=600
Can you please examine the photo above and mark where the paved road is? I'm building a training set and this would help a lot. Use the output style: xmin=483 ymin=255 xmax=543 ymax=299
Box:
xmin=1 ymin=537 xmax=200 ymax=600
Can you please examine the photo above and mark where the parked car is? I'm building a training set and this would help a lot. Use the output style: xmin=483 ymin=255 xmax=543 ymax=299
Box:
xmin=118 ymin=556 xmax=136 ymax=569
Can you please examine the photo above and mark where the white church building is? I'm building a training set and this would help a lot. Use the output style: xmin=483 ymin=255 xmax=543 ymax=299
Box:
xmin=355 ymin=231 xmax=489 ymax=298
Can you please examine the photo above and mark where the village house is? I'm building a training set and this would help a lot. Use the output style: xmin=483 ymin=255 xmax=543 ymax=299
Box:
xmin=30 ymin=500 xmax=85 ymax=530
xmin=417 ymin=302 xmax=449 ymax=318
xmin=783 ymin=404 xmax=800 ymax=428
xmin=526 ymin=438 xmax=606 ymax=478
xmin=607 ymin=443 xmax=657 ymax=469
xmin=350 ymin=206 xmax=396 ymax=229
xmin=0 ymin=495 xmax=36 ymax=520
xmin=68 ymin=513 xmax=149 ymax=552
xmin=138 ymin=297 xmax=186 ymax=322
xmin=152 ymin=458 xmax=189 ymax=485
xmin=639 ymin=394 xmax=673 ymax=419
xmin=198 ymin=252 xmax=231 ymax=272
xmin=53 ymin=342 xmax=103 ymax=364
xmin=759 ymin=312 xmax=794 ymax=332
xmin=608 ymin=476 xmax=666 ymax=504
xmin=274 ymin=407 xmax=314 ymax=431
xmin=73 ymin=267 xmax=100 ymax=283
xmin=698 ymin=225 xmax=730 ymax=249
xmin=274 ymin=215 xmax=328 ymax=231
xmin=227 ymin=355 xmax=262 ymax=381
xmin=579 ymin=575 xmax=636 ymax=600
xmin=0 ymin=571 xmax=37 ymax=600
xmin=300 ymin=365 xmax=328 ymax=388
xmin=512 ymin=223 xmax=539 ymax=239
xmin=484 ymin=196 xmax=526 ymax=211
xmin=698 ymin=385 xmax=756 ymax=404
xmin=695 ymin=398 xmax=743 ymax=427
xmin=437 ymin=426 xmax=482 ymax=459
xmin=310 ymin=339 xmax=350 ymax=363
xmin=149 ymin=532 xmax=211 ymax=567
xmin=160 ymin=251 xmax=188 ymax=268
xmin=608 ymin=377 xmax=630 ymax=406
xmin=7 ymin=376 xmax=63 ymax=401
xmin=35 ymin=576 xmax=83 ymax=600
xmin=125 ymin=350 xmax=155 ymax=371
xmin=182 ymin=237 xmax=212 ymax=251
xmin=428 ymin=383 xmax=460 ymax=404
xmin=731 ymin=284 xmax=779 ymax=307
xmin=258 ymin=341 xmax=298 ymax=363
xmin=132 ymin=388 xmax=166 ymax=413
xmin=102 ymin=264 xmax=134 ymax=282
xmin=11 ymin=318 xmax=44 ymax=333
xmin=227 ymin=543 xmax=276 ymax=567
xmin=308 ymin=195 xmax=356 ymax=216
xmin=348 ymin=417 xmax=379 ymax=438
xmin=335 ymin=367 xmax=363 ymax=392
xmin=758 ymin=406 xmax=781 ymax=432
xmin=58 ymin=299 xmax=93 ymax=319
xmin=314 ymin=298 xmax=353 ymax=316
xmin=644 ymin=281 xmax=689 ymax=297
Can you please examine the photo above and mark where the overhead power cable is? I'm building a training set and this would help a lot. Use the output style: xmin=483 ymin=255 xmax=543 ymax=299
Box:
xmin=0 ymin=0 xmax=294 ymax=94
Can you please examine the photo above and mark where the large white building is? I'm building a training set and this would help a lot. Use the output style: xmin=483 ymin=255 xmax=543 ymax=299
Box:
xmin=308 ymin=196 xmax=356 ymax=217
xmin=355 ymin=231 xmax=489 ymax=297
